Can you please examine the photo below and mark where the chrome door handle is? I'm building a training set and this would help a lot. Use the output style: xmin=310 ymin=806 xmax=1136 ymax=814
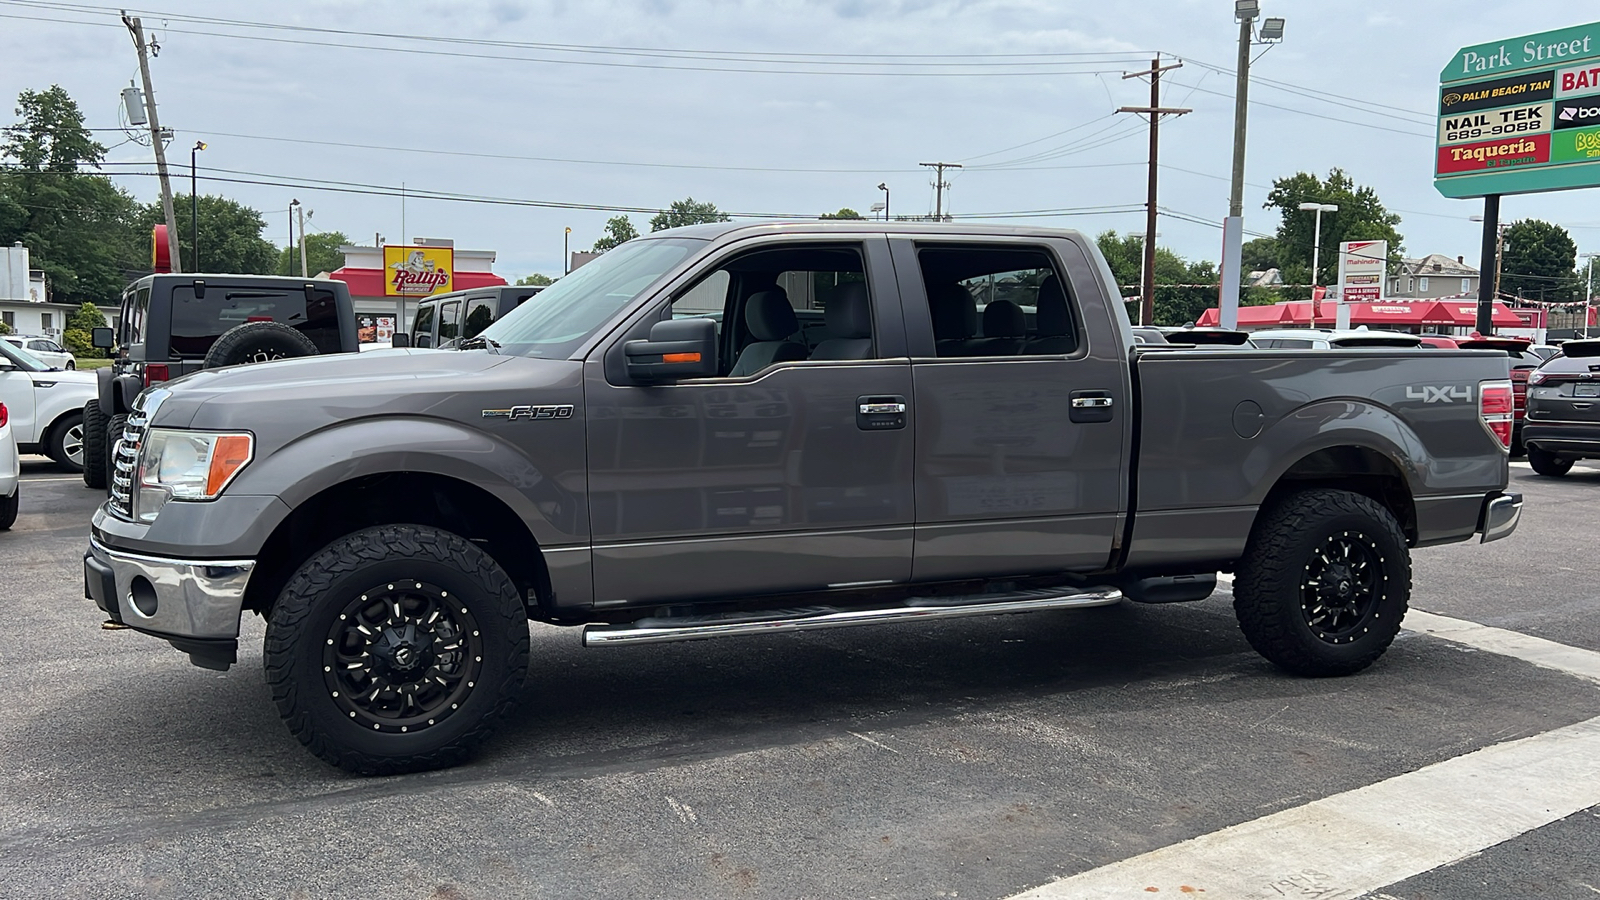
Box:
xmin=1071 ymin=397 xmax=1114 ymax=409
xmin=859 ymin=402 xmax=907 ymax=415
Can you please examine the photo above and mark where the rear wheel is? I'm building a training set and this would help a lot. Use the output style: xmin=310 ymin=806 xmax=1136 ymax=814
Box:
xmin=81 ymin=400 xmax=106 ymax=489
xmin=0 ymin=486 xmax=16 ymax=530
xmin=265 ymin=525 xmax=530 ymax=775
xmin=1528 ymin=447 xmax=1573 ymax=477
xmin=46 ymin=411 xmax=85 ymax=472
xmin=1233 ymin=489 xmax=1410 ymax=677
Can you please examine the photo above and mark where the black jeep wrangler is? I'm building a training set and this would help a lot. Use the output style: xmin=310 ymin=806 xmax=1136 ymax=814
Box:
xmin=83 ymin=274 xmax=360 ymax=490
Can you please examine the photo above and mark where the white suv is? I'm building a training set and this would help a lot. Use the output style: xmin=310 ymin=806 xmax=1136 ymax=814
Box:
xmin=1 ymin=334 xmax=74 ymax=370
xmin=0 ymin=398 xmax=18 ymax=530
xmin=0 ymin=339 xmax=96 ymax=471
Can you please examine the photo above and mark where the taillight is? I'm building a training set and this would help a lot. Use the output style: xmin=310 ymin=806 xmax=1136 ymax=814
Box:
xmin=1480 ymin=380 xmax=1513 ymax=450
xmin=0 ymin=402 xmax=7 ymax=428
xmin=144 ymin=363 xmax=170 ymax=386
xmin=1528 ymin=371 xmax=1547 ymax=386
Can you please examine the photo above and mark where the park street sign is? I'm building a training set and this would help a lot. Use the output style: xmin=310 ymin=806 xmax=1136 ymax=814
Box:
xmin=1435 ymin=21 xmax=1600 ymax=199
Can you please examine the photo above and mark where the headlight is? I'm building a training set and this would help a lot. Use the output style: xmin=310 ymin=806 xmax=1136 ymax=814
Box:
xmin=134 ymin=429 xmax=254 ymax=523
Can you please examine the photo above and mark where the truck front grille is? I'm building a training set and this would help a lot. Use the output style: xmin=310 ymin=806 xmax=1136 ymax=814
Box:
xmin=107 ymin=403 xmax=153 ymax=520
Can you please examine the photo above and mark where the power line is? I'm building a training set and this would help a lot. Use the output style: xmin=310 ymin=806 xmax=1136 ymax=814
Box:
xmin=1164 ymin=80 xmax=1433 ymax=138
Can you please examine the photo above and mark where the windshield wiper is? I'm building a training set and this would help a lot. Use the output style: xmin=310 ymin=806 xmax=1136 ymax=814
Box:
xmin=457 ymin=336 xmax=501 ymax=354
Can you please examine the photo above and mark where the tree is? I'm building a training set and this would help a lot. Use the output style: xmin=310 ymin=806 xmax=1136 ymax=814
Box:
xmin=62 ymin=300 xmax=107 ymax=357
xmin=0 ymin=319 xmax=10 ymax=335
xmin=274 ymin=229 xmax=350 ymax=277
xmin=1240 ymin=237 xmax=1280 ymax=273
xmin=132 ymin=194 xmax=279 ymax=276
xmin=820 ymin=208 xmax=865 ymax=220
xmin=0 ymin=86 xmax=142 ymax=305
xmin=516 ymin=273 xmax=553 ymax=286
xmin=649 ymin=197 xmax=730 ymax=232
xmin=1501 ymin=219 xmax=1579 ymax=302
xmin=591 ymin=215 xmax=638 ymax=252
xmin=1096 ymin=230 xmax=1227 ymax=326
xmin=1264 ymin=168 xmax=1403 ymax=287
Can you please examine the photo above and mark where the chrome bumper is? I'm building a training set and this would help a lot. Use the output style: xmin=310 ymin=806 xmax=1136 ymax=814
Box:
xmin=1480 ymin=492 xmax=1522 ymax=544
xmin=85 ymin=537 xmax=253 ymax=640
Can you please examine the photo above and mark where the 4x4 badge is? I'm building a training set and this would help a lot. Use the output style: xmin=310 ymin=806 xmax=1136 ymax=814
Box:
xmin=482 ymin=404 xmax=574 ymax=420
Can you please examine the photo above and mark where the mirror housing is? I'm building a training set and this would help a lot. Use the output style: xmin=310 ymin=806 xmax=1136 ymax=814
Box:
xmin=414 ymin=332 xmax=433 ymax=349
xmin=624 ymin=318 xmax=718 ymax=381
xmin=390 ymin=332 xmax=412 ymax=348
xmin=92 ymin=327 xmax=114 ymax=349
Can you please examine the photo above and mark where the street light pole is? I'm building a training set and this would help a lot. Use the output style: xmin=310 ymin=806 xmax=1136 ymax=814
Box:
xmin=190 ymin=141 xmax=205 ymax=272
xmin=1219 ymin=3 xmax=1282 ymax=330
xmin=564 ymin=227 xmax=571 ymax=275
xmin=1298 ymin=201 xmax=1338 ymax=323
xmin=1581 ymin=251 xmax=1598 ymax=339
xmin=878 ymin=182 xmax=890 ymax=221
xmin=288 ymin=199 xmax=299 ymax=276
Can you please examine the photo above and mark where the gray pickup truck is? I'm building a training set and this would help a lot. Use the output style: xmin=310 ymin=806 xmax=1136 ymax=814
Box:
xmin=84 ymin=222 xmax=1522 ymax=774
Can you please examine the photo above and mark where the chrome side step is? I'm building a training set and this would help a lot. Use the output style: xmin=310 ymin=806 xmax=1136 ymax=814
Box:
xmin=581 ymin=587 xmax=1123 ymax=648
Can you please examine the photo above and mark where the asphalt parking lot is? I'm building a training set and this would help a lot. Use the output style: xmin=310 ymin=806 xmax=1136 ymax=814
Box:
xmin=2 ymin=457 xmax=1598 ymax=899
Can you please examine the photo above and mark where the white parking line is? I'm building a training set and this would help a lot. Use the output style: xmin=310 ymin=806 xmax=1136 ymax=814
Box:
xmin=1006 ymin=606 xmax=1600 ymax=900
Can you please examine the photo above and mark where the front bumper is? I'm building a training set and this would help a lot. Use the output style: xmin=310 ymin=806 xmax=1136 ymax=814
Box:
xmin=84 ymin=537 xmax=254 ymax=670
xmin=1479 ymin=491 xmax=1522 ymax=544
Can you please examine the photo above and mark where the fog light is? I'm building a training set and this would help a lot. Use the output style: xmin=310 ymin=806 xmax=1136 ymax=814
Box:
xmin=129 ymin=576 xmax=159 ymax=617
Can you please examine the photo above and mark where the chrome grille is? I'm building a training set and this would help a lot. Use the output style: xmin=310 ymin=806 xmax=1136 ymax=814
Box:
xmin=107 ymin=389 xmax=168 ymax=521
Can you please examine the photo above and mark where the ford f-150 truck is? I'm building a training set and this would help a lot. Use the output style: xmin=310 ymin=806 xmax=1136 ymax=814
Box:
xmin=84 ymin=222 xmax=1522 ymax=775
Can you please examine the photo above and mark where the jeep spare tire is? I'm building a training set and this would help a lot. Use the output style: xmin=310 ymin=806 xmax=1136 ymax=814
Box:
xmin=204 ymin=321 xmax=319 ymax=368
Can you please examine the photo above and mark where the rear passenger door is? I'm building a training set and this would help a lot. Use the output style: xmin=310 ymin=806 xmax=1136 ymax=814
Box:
xmin=890 ymin=237 xmax=1131 ymax=580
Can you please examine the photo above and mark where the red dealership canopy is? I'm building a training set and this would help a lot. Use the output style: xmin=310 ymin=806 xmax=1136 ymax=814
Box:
xmin=1196 ymin=299 xmax=1524 ymax=329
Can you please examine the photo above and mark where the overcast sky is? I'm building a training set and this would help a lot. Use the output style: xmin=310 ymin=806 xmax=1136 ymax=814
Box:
xmin=2 ymin=0 xmax=1597 ymax=283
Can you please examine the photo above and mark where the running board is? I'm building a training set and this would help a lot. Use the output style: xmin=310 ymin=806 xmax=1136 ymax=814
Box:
xmin=581 ymin=586 xmax=1123 ymax=648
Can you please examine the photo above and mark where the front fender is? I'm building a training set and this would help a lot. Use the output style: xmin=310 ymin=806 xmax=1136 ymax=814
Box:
xmin=228 ymin=415 xmax=587 ymax=548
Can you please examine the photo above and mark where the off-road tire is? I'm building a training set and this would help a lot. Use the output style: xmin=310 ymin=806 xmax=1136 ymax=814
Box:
xmin=104 ymin=413 xmax=127 ymax=497
xmin=265 ymin=525 xmax=530 ymax=775
xmin=1233 ymin=489 xmax=1410 ymax=677
xmin=81 ymin=400 xmax=106 ymax=489
xmin=203 ymin=321 xmax=319 ymax=369
xmin=45 ymin=411 xmax=85 ymax=472
xmin=1528 ymin=447 xmax=1573 ymax=477
xmin=0 ymin=487 xmax=16 ymax=530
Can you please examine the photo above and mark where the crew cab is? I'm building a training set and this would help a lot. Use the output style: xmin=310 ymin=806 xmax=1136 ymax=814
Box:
xmin=84 ymin=222 xmax=1521 ymax=775
xmin=403 ymin=285 xmax=545 ymax=350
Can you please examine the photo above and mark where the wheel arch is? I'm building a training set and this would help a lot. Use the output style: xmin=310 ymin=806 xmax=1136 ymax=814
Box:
xmin=1260 ymin=444 xmax=1417 ymax=544
xmin=242 ymin=471 xmax=553 ymax=622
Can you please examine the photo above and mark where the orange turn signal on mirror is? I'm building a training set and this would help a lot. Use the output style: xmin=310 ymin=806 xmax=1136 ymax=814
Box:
xmin=663 ymin=352 xmax=701 ymax=364
xmin=206 ymin=434 xmax=254 ymax=495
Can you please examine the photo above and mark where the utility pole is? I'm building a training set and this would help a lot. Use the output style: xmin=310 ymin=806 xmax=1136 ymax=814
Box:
xmin=297 ymin=204 xmax=309 ymax=277
xmin=123 ymin=13 xmax=181 ymax=274
xmin=1119 ymin=57 xmax=1190 ymax=326
xmin=919 ymin=162 xmax=962 ymax=221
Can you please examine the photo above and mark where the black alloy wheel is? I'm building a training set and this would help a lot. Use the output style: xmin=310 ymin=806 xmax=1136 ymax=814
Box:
xmin=1299 ymin=531 xmax=1383 ymax=645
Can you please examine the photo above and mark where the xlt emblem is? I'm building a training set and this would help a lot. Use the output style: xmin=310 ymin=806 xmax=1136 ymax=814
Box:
xmin=1406 ymin=385 xmax=1472 ymax=404
xmin=482 ymin=404 xmax=574 ymax=420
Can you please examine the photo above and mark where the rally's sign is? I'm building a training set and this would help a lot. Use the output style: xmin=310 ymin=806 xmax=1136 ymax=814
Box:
xmin=383 ymin=245 xmax=454 ymax=297
xmin=1437 ymin=21 xmax=1600 ymax=198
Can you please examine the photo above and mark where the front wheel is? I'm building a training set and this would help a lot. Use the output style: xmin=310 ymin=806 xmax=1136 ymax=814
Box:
xmin=265 ymin=525 xmax=530 ymax=775
xmin=81 ymin=400 xmax=106 ymax=489
xmin=1528 ymin=447 xmax=1574 ymax=477
xmin=46 ymin=411 xmax=85 ymax=472
xmin=1233 ymin=489 xmax=1411 ymax=677
xmin=65 ymin=360 xmax=75 ymax=370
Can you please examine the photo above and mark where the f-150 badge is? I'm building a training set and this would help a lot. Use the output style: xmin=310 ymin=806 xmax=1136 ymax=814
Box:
xmin=482 ymin=404 xmax=575 ymax=420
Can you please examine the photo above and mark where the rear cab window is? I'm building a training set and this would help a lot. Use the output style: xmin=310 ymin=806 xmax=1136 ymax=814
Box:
xmin=168 ymin=285 xmax=343 ymax=357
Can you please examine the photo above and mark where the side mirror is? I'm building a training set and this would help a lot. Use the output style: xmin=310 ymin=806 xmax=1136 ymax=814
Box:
xmin=415 ymin=333 xmax=433 ymax=349
xmin=391 ymin=332 xmax=412 ymax=348
xmin=624 ymin=318 xmax=718 ymax=381
xmin=92 ymin=327 xmax=114 ymax=349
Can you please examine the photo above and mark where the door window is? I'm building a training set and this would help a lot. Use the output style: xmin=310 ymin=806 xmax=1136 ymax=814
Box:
xmin=412 ymin=303 xmax=436 ymax=348
xmin=915 ymin=245 xmax=1077 ymax=357
xmin=438 ymin=300 xmax=462 ymax=343
xmin=463 ymin=299 xmax=496 ymax=340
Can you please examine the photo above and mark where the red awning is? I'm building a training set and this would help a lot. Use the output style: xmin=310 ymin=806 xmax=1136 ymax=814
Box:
xmin=1197 ymin=298 xmax=1523 ymax=329
xmin=1423 ymin=300 xmax=1523 ymax=327
xmin=1343 ymin=301 xmax=1435 ymax=325
xmin=328 ymin=267 xmax=507 ymax=299
xmin=1194 ymin=303 xmax=1303 ymax=327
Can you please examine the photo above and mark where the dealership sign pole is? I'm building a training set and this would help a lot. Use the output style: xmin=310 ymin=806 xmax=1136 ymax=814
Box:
xmin=1334 ymin=240 xmax=1387 ymax=331
xmin=1437 ymin=20 xmax=1600 ymax=335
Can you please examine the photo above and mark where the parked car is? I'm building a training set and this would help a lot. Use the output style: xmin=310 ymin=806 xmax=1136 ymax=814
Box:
xmin=403 ymin=285 xmax=546 ymax=350
xmin=82 ymin=274 xmax=361 ymax=491
xmin=1130 ymin=326 xmax=1169 ymax=345
xmin=0 ymin=339 xmax=96 ymax=471
xmin=1248 ymin=328 xmax=1423 ymax=349
xmin=1416 ymin=334 xmax=1461 ymax=349
xmin=1155 ymin=327 xmax=1256 ymax=348
xmin=1 ymin=334 xmax=74 ymax=370
xmin=1524 ymin=338 xmax=1600 ymax=475
xmin=0 ymin=399 xmax=17 ymax=530
xmin=1529 ymin=344 xmax=1563 ymax=361
xmin=86 ymin=221 xmax=1518 ymax=775
xmin=1455 ymin=335 xmax=1541 ymax=455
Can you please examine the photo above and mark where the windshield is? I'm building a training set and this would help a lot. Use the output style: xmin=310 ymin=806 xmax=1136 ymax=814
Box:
xmin=0 ymin=338 xmax=51 ymax=371
xmin=480 ymin=237 xmax=705 ymax=358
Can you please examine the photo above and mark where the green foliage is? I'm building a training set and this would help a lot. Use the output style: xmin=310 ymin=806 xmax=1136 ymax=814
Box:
xmin=1501 ymin=219 xmax=1579 ymax=302
xmin=0 ymin=319 xmax=10 ymax=335
xmin=820 ymin=208 xmax=865 ymax=220
xmin=1096 ymin=230 xmax=1223 ymax=326
xmin=649 ymin=198 xmax=730 ymax=232
xmin=0 ymin=86 xmax=141 ymax=305
xmin=1240 ymin=237 xmax=1280 ymax=272
xmin=131 ymin=194 xmax=280 ymax=275
xmin=592 ymin=215 xmax=639 ymax=252
xmin=515 ymin=273 xmax=553 ymax=286
xmin=1264 ymin=168 xmax=1403 ymax=286
xmin=274 ymin=230 xmax=349 ymax=277
xmin=63 ymin=300 xmax=107 ymax=357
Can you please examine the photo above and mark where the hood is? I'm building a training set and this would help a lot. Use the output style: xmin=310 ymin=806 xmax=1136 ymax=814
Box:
xmin=147 ymin=349 xmax=580 ymax=435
